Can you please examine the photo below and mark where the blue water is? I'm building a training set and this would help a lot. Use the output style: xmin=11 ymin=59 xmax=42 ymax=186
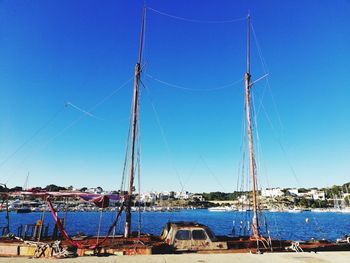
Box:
xmin=1 ymin=210 xmax=350 ymax=241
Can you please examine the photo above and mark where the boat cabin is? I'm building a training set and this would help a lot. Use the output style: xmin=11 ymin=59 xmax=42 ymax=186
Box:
xmin=160 ymin=222 xmax=228 ymax=251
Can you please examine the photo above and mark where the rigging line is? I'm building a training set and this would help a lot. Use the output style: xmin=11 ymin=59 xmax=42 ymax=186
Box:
xmin=90 ymin=75 xmax=134 ymax=111
xmin=146 ymin=73 xmax=243 ymax=92
xmin=200 ymin=155 xmax=226 ymax=192
xmin=255 ymin=81 xmax=268 ymax=120
xmin=136 ymin=105 xmax=142 ymax=237
xmin=147 ymin=7 xmax=246 ymax=24
xmin=120 ymin=78 xmax=137 ymax=194
xmin=0 ymin=105 xmax=66 ymax=168
xmin=3 ymin=76 xmax=133 ymax=179
xmin=65 ymin=102 xmax=103 ymax=121
xmin=40 ymin=75 xmax=134 ymax=151
xmin=120 ymin=105 xmax=133 ymax=194
xmin=182 ymin=156 xmax=200 ymax=194
xmin=238 ymin=99 xmax=247 ymax=201
xmin=140 ymin=6 xmax=147 ymax=66
xmin=252 ymin=93 xmax=268 ymax=196
xmin=259 ymin=102 xmax=301 ymax=187
xmin=251 ymin=22 xmax=284 ymax=134
xmin=251 ymin=22 xmax=268 ymax=73
xmin=251 ymin=94 xmax=261 ymax=190
xmin=140 ymin=80 xmax=184 ymax=190
xmin=237 ymin=95 xmax=247 ymax=193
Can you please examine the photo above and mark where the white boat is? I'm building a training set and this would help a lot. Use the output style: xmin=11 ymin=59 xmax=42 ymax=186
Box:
xmin=311 ymin=208 xmax=327 ymax=213
xmin=288 ymin=208 xmax=303 ymax=213
xmin=208 ymin=206 xmax=235 ymax=212
xmin=208 ymin=207 xmax=227 ymax=212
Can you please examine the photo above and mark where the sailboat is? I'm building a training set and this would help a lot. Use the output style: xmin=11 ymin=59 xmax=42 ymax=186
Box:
xmin=1 ymin=7 xmax=350 ymax=258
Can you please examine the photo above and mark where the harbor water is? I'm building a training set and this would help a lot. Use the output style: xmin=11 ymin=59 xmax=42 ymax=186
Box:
xmin=1 ymin=209 xmax=350 ymax=241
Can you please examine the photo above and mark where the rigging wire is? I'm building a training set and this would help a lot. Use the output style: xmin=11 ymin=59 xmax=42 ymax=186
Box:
xmin=200 ymin=155 xmax=226 ymax=192
xmin=119 ymin=75 xmax=139 ymax=194
xmin=250 ymin=21 xmax=301 ymax=191
xmin=136 ymin=104 xmax=142 ymax=237
xmin=237 ymin=93 xmax=247 ymax=194
xmin=252 ymin=93 xmax=275 ymax=238
xmin=259 ymin=102 xmax=301 ymax=187
xmin=182 ymin=156 xmax=200 ymax=194
xmin=251 ymin=94 xmax=260 ymax=190
xmin=140 ymin=79 xmax=185 ymax=191
xmin=252 ymin=91 xmax=283 ymax=238
xmin=251 ymin=22 xmax=284 ymax=136
xmin=147 ymin=7 xmax=246 ymax=24
xmin=0 ymin=105 xmax=66 ymax=168
xmin=120 ymin=103 xmax=133 ymax=195
xmin=3 ymin=76 xmax=134 ymax=181
xmin=235 ymin=93 xmax=247 ymax=235
xmin=140 ymin=7 xmax=147 ymax=66
xmin=65 ymin=102 xmax=103 ymax=121
xmin=245 ymin=20 xmax=296 ymax=238
xmin=146 ymin=73 xmax=243 ymax=92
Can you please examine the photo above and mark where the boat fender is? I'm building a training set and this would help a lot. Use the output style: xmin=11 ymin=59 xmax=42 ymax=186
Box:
xmin=347 ymin=237 xmax=350 ymax=244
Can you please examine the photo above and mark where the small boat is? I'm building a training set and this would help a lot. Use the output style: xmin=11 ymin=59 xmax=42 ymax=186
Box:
xmin=208 ymin=206 xmax=235 ymax=212
xmin=311 ymin=208 xmax=325 ymax=213
xmin=288 ymin=208 xmax=303 ymax=213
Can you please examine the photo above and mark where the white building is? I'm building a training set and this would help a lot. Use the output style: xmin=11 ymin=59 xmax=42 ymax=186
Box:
xmin=288 ymin=188 xmax=299 ymax=196
xmin=175 ymin=191 xmax=191 ymax=200
xmin=192 ymin=194 xmax=205 ymax=202
xmin=261 ymin=188 xmax=284 ymax=198
xmin=310 ymin=190 xmax=326 ymax=200
xmin=287 ymin=188 xmax=307 ymax=197
xmin=139 ymin=192 xmax=157 ymax=203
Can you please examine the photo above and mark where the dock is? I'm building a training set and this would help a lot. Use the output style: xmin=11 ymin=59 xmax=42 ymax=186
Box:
xmin=0 ymin=251 xmax=349 ymax=263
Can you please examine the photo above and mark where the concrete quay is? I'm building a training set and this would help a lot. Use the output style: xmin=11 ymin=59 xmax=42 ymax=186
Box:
xmin=0 ymin=252 xmax=349 ymax=263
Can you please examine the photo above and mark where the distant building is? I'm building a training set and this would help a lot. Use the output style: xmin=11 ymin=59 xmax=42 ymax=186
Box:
xmin=261 ymin=188 xmax=284 ymax=198
xmin=139 ymin=192 xmax=157 ymax=203
xmin=159 ymin=192 xmax=169 ymax=200
xmin=310 ymin=190 xmax=326 ymax=200
xmin=288 ymin=188 xmax=299 ymax=196
xmin=175 ymin=191 xmax=190 ymax=200
xmin=191 ymin=194 xmax=205 ymax=202
xmin=287 ymin=188 xmax=307 ymax=197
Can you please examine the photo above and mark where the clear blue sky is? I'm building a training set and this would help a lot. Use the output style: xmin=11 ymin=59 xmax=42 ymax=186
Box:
xmin=0 ymin=0 xmax=349 ymax=192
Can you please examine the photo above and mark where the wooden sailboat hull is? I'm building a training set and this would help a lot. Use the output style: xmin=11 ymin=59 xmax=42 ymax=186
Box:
xmin=0 ymin=234 xmax=349 ymax=258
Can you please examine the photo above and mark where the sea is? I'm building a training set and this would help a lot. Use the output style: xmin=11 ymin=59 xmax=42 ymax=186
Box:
xmin=1 ymin=210 xmax=350 ymax=241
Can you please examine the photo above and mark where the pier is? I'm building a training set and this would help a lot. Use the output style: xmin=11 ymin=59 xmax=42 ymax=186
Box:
xmin=0 ymin=252 xmax=349 ymax=263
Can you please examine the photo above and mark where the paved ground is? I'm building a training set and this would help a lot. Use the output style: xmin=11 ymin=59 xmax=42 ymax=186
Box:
xmin=0 ymin=252 xmax=350 ymax=263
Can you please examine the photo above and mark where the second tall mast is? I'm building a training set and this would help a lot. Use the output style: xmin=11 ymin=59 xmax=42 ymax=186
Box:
xmin=124 ymin=6 xmax=146 ymax=238
xmin=244 ymin=14 xmax=260 ymax=239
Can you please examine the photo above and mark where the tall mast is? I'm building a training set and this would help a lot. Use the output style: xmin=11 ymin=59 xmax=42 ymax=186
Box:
xmin=244 ymin=14 xmax=260 ymax=238
xmin=124 ymin=6 xmax=146 ymax=238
